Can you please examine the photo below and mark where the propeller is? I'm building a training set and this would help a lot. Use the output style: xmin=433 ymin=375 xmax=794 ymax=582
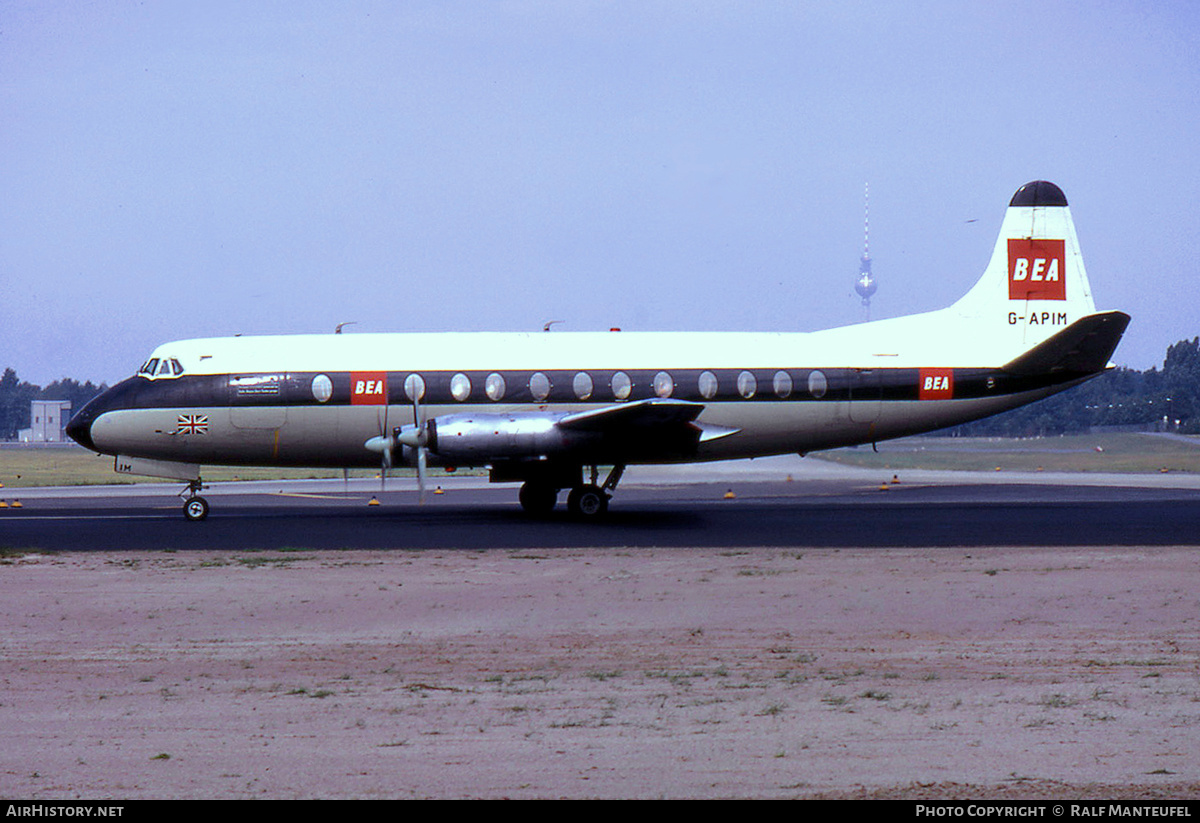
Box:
xmin=377 ymin=404 xmax=392 ymax=493
xmin=364 ymin=404 xmax=394 ymax=494
xmin=365 ymin=375 xmax=429 ymax=504
xmin=396 ymin=387 xmax=429 ymax=504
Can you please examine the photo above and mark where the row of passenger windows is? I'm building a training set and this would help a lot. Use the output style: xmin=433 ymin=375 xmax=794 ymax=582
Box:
xmin=388 ymin=369 xmax=830 ymax=403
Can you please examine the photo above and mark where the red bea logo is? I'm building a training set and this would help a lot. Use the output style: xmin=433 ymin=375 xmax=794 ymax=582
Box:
xmin=351 ymin=372 xmax=388 ymax=405
xmin=919 ymin=368 xmax=954 ymax=400
xmin=1008 ymin=239 xmax=1066 ymax=301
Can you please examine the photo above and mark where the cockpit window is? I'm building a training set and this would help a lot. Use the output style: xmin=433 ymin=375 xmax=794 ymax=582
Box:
xmin=137 ymin=357 xmax=185 ymax=378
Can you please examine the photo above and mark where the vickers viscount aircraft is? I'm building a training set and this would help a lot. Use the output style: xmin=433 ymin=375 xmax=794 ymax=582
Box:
xmin=67 ymin=181 xmax=1129 ymax=520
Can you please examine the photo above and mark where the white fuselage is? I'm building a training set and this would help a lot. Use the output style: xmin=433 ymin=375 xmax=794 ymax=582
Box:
xmin=79 ymin=324 xmax=1075 ymax=470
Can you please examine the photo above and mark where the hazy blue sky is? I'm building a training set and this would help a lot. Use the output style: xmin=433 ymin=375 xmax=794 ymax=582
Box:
xmin=3 ymin=1 xmax=1198 ymax=385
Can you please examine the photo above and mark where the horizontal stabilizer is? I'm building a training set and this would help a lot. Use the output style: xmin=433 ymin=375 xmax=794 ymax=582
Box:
xmin=1001 ymin=311 xmax=1131 ymax=377
xmin=558 ymin=398 xmax=705 ymax=431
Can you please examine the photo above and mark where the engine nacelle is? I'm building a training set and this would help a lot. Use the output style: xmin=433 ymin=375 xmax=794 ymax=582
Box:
xmin=425 ymin=413 xmax=598 ymax=462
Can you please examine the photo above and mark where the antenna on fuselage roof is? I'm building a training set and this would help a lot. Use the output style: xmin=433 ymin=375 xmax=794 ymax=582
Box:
xmin=335 ymin=321 xmax=357 ymax=334
xmin=542 ymin=320 xmax=563 ymax=332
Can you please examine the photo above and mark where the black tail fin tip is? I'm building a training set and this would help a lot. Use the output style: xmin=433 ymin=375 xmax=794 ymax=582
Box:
xmin=1010 ymin=181 xmax=1069 ymax=207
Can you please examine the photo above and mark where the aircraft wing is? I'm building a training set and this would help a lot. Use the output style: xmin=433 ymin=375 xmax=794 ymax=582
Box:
xmin=557 ymin=398 xmax=706 ymax=431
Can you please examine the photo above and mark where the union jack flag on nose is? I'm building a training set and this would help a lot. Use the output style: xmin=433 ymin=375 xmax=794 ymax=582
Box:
xmin=177 ymin=414 xmax=208 ymax=435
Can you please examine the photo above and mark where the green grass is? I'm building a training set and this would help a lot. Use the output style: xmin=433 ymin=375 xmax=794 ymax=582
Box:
xmin=0 ymin=444 xmax=474 ymax=488
xmin=6 ymin=432 xmax=1197 ymax=487
xmin=812 ymin=433 xmax=1200 ymax=474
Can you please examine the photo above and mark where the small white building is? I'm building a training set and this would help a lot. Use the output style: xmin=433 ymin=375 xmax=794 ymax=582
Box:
xmin=21 ymin=399 xmax=72 ymax=443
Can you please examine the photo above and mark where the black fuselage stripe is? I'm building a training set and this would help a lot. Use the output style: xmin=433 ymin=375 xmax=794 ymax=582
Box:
xmin=82 ymin=367 xmax=1084 ymax=417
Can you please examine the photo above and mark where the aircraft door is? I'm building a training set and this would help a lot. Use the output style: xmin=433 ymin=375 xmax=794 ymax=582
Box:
xmin=228 ymin=374 xmax=288 ymax=430
xmin=848 ymin=369 xmax=882 ymax=424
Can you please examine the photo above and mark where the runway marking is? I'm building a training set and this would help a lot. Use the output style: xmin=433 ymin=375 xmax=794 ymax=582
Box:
xmin=4 ymin=514 xmax=174 ymax=521
xmin=271 ymin=492 xmax=364 ymax=500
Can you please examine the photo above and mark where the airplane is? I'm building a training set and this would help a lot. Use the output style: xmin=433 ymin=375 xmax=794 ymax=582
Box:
xmin=67 ymin=181 xmax=1129 ymax=521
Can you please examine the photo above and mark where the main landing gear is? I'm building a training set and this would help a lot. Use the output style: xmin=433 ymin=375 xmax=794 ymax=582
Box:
xmin=181 ymin=478 xmax=209 ymax=521
xmin=519 ymin=464 xmax=625 ymax=518
xmin=567 ymin=484 xmax=607 ymax=517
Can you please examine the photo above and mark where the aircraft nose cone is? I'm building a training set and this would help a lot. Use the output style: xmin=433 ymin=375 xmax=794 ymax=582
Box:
xmin=65 ymin=409 xmax=96 ymax=451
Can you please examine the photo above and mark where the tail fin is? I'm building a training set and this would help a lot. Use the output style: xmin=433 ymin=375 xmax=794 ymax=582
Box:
xmin=951 ymin=181 xmax=1100 ymax=360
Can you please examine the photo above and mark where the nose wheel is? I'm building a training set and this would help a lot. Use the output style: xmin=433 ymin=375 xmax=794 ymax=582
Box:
xmin=180 ymin=478 xmax=209 ymax=521
xmin=183 ymin=495 xmax=210 ymax=521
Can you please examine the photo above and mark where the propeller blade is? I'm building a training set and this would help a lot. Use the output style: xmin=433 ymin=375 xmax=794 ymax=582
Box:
xmin=409 ymin=383 xmax=429 ymax=504
xmin=417 ymin=445 xmax=427 ymax=504
xmin=379 ymin=405 xmax=391 ymax=492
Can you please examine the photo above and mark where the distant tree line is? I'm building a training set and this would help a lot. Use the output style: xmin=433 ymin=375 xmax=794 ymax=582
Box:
xmin=0 ymin=368 xmax=107 ymax=441
xmin=942 ymin=337 xmax=1200 ymax=437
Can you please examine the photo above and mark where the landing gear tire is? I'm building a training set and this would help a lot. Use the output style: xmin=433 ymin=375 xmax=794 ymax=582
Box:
xmin=567 ymin=484 xmax=608 ymax=517
xmin=183 ymin=495 xmax=209 ymax=521
xmin=518 ymin=482 xmax=558 ymax=515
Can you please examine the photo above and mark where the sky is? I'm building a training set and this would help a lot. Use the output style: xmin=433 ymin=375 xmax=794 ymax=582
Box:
xmin=2 ymin=1 xmax=1198 ymax=386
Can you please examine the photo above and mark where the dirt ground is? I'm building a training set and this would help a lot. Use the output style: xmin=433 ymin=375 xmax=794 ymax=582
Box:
xmin=1 ymin=545 xmax=1198 ymax=799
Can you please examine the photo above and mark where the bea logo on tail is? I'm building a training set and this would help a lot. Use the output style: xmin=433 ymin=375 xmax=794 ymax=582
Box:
xmin=1008 ymin=239 xmax=1066 ymax=301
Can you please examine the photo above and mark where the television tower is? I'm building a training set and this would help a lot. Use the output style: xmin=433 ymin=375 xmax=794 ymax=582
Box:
xmin=854 ymin=183 xmax=877 ymax=320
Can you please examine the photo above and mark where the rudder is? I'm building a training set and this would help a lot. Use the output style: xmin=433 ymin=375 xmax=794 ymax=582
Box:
xmin=951 ymin=181 xmax=1098 ymax=361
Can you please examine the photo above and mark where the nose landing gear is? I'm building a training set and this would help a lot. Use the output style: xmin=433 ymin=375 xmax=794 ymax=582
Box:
xmin=180 ymin=478 xmax=209 ymax=521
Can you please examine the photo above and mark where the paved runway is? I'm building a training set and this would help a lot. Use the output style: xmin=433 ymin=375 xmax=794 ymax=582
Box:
xmin=4 ymin=459 xmax=1199 ymax=550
